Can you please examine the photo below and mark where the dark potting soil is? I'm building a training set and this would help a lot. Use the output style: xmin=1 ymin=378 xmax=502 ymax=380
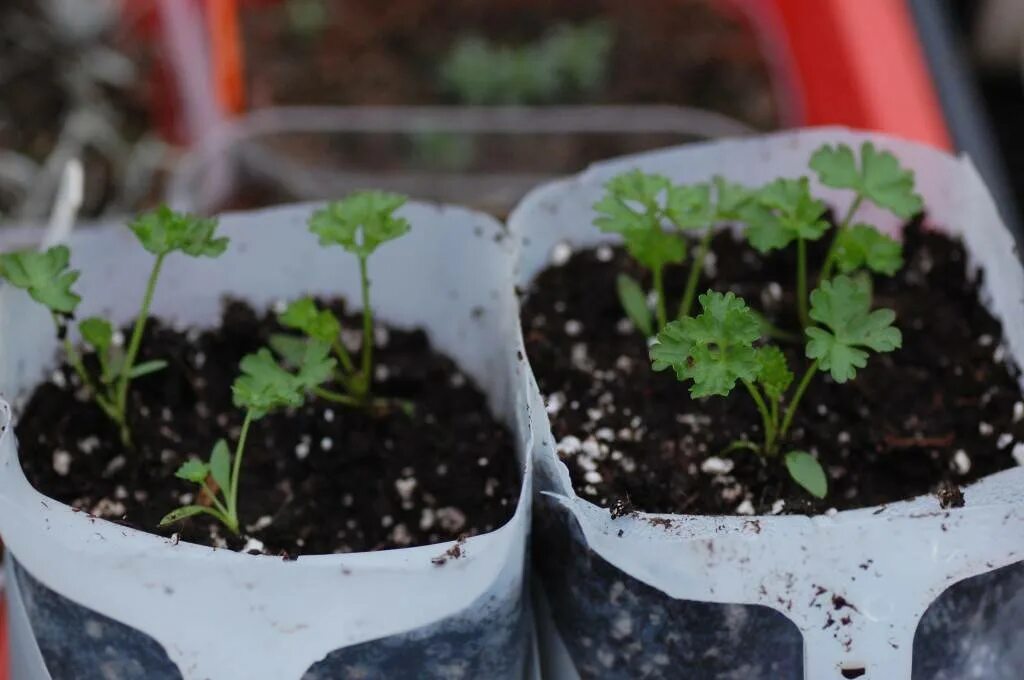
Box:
xmin=15 ymin=300 xmax=520 ymax=556
xmin=521 ymin=222 xmax=1024 ymax=516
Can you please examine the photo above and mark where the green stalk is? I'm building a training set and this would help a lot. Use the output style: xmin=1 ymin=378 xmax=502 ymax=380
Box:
xmin=54 ymin=314 xmax=119 ymax=421
xmin=743 ymin=380 xmax=775 ymax=453
xmin=115 ymin=253 xmax=167 ymax=445
xmin=225 ymin=410 xmax=255 ymax=535
xmin=819 ymin=195 xmax=864 ymax=283
xmin=779 ymin=359 xmax=819 ymax=441
xmin=652 ymin=265 xmax=667 ymax=330
xmin=331 ymin=339 xmax=357 ymax=377
xmin=358 ymin=254 xmax=373 ymax=401
xmin=314 ymin=386 xmax=365 ymax=408
xmin=678 ymin=228 xmax=714 ymax=319
xmin=796 ymin=238 xmax=809 ymax=329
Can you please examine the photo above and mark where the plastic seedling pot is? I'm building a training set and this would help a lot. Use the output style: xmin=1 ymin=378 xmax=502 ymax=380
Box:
xmin=508 ymin=128 xmax=1024 ymax=679
xmin=0 ymin=201 xmax=533 ymax=679
xmin=164 ymin=105 xmax=754 ymax=218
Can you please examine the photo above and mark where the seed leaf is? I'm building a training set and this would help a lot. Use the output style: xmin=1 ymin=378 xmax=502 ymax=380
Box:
xmin=785 ymin=450 xmax=828 ymax=499
xmin=159 ymin=505 xmax=212 ymax=527
xmin=810 ymin=142 xmax=923 ymax=218
xmin=616 ymin=273 xmax=653 ymax=337
xmin=650 ymin=291 xmax=761 ymax=398
xmin=126 ymin=360 xmax=168 ymax=380
xmin=744 ymin=178 xmax=830 ymax=253
xmin=0 ymin=246 xmax=81 ymax=313
xmin=279 ymin=297 xmax=342 ymax=344
xmin=175 ymin=458 xmax=210 ymax=484
xmin=129 ymin=205 xmax=228 ymax=258
xmin=208 ymin=440 xmax=232 ymax=493
xmin=832 ymin=224 xmax=903 ymax=276
xmin=309 ymin=191 xmax=410 ymax=257
xmin=805 ymin=275 xmax=901 ymax=383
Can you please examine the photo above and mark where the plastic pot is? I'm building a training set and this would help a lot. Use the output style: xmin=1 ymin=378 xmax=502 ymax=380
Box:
xmin=0 ymin=200 xmax=533 ymax=679
xmin=164 ymin=105 xmax=755 ymax=218
xmin=508 ymin=128 xmax=1024 ymax=679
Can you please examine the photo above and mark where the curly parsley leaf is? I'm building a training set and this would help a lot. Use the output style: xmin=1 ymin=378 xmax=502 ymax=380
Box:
xmin=665 ymin=183 xmax=714 ymax=229
xmin=712 ymin=176 xmax=755 ymax=221
xmin=756 ymin=345 xmax=793 ymax=400
xmin=175 ymin=458 xmax=210 ymax=484
xmin=129 ymin=205 xmax=228 ymax=258
xmin=0 ymin=245 xmax=81 ymax=313
xmin=810 ymin=142 xmax=923 ymax=218
xmin=744 ymin=178 xmax=830 ymax=253
xmin=785 ymin=450 xmax=828 ymax=499
xmin=650 ymin=291 xmax=761 ymax=397
xmin=233 ymin=342 xmax=335 ymax=418
xmin=805 ymin=275 xmax=902 ymax=383
xmin=309 ymin=191 xmax=411 ymax=257
xmin=593 ymin=170 xmax=685 ymax=270
xmin=832 ymin=224 xmax=903 ymax=276
xmin=279 ymin=297 xmax=342 ymax=344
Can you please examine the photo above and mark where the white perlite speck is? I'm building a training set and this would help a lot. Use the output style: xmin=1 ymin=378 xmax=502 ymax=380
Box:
xmin=1012 ymin=442 xmax=1024 ymax=466
xmin=997 ymin=433 xmax=1014 ymax=449
xmin=700 ymin=456 xmax=734 ymax=475
xmin=551 ymin=241 xmax=572 ymax=266
xmin=436 ymin=507 xmax=467 ymax=533
xmin=52 ymin=450 xmax=72 ymax=476
xmin=952 ymin=449 xmax=971 ymax=475
xmin=735 ymin=500 xmax=755 ymax=516
xmin=320 ymin=437 xmax=333 ymax=451
xmin=596 ymin=244 xmax=614 ymax=262
xmin=564 ymin=320 xmax=583 ymax=336
xmin=584 ymin=470 xmax=603 ymax=484
xmin=1013 ymin=401 xmax=1024 ymax=423
xmin=323 ymin=408 xmax=335 ymax=423
xmin=295 ymin=436 xmax=311 ymax=460
xmin=770 ymin=499 xmax=786 ymax=515
xmin=556 ymin=435 xmax=582 ymax=455
xmin=242 ymin=538 xmax=265 ymax=553
xmin=546 ymin=392 xmax=565 ymax=415
xmin=979 ymin=422 xmax=994 ymax=436
xmin=395 ymin=477 xmax=417 ymax=501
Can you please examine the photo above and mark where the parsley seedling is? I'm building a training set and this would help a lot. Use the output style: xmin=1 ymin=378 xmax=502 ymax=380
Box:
xmin=160 ymin=342 xmax=335 ymax=534
xmin=650 ymin=277 xmax=901 ymax=499
xmin=0 ymin=206 xmax=227 ymax=446
xmin=594 ymin=171 xmax=754 ymax=333
xmin=271 ymin=192 xmax=409 ymax=411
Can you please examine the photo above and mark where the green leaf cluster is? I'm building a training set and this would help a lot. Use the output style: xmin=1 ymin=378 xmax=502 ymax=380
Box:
xmin=0 ymin=246 xmax=81 ymax=314
xmin=310 ymin=192 xmax=410 ymax=258
xmin=129 ymin=205 xmax=228 ymax=258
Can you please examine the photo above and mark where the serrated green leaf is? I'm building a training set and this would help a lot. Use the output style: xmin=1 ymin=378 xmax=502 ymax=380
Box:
xmin=712 ymin=176 xmax=755 ymax=220
xmin=810 ymin=142 xmax=923 ymax=219
xmin=0 ymin=246 xmax=81 ymax=313
xmin=79 ymin=317 xmax=113 ymax=353
xmin=233 ymin=343 xmax=336 ymax=418
xmin=269 ymin=334 xmax=309 ymax=367
xmin=208 ymin=440 xmax=231 ymax=493
xmin=295 ymin=340 xmax=337 ymax=390
xmin=757 ymin=346 xmax=793 ymax=400
xmin=593 ymin=170 xmax=686 ymax=271
xmin=616 ymin=273 xmax=653 ymax=337
xmin=175 ymin=458 xmax=210 ymax=484
xmin=650 ymin=291 xmax=761 ymax=398
xmin=159 ymin=505 xmax=213 ymax=527
xmin=665 ymin=183 xmax=714 ymax=229
xmin=309 ymin=192 xmax=410 ymax=257
xmin=128 ymin=205 xmax=228 ymax=258
xmin=744 ymin=178 xmax=830 ymax=254
xmin=785 ymin=450 xmax=828 ymax=499
xmin=279 ymin=297 xmax=341 ymax=343
xmin=623 ymin=226 xmax=687 ymax=271
xmin=833 ymin=224 xmax=903 ymax=276
xmin=126 ymin=359 xmax=167 ymax=380
xmin=805 ymin=275 xmax=902 ymax=383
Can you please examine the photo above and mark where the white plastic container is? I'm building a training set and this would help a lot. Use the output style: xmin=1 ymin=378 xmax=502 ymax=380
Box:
xmin=0 ymin=201 xmax=533 ymax=679
xmin=509 ymin=128 xmax=1024 ymax=679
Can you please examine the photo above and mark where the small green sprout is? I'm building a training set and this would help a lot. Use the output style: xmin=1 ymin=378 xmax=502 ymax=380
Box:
xmin=650 ymin=278 xmax=901 ymax=499
xmin=160 ymin=342 xmax=335 ymax=534
xmin=0 ymin=206 xmax=227 ymax=446
xmin=810 ymin=141 xmax=921 ymax=281
xmin=594 ymin=171 xmax=754 ymax=333
xmin=270 ymin=192 xmax=409 ymax=411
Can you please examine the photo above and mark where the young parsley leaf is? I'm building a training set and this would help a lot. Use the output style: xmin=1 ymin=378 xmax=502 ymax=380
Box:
xmin=79 ymin=317 xmax=113 ymax=354
xmin=309 ymin=191 xmax=411 ymax=257
xmin=665 ymin=183 xmax=714 ymax=229
xmin=756 ymin=345 xmax=793 ymax=400
xmin=0 ymin=245 xmax=81 ymax=313
xmin=233 ymin=342 xmax=335 ymax=418
xmin=175 ymin=458 xmax=210 ymax=484
xmin=593 ymin=170 xmax=686 ymax=270
xmin=712 ymin=176 xmax=755 ymax=221
xmin=805 ymin=275 xmax=902 ymax=383
xmin=129 ymin=205 xmax=228 ymax=258
xmin=810 ymin=142 xmax=923 ymax=219
xmin=650 ymin=291 xmax=761 ymax=397
xmin=744 ymin=178 xmax=830 ymax=253
xmin=832 ymin=224 xmax=903 ymax=276
xmin=279 ymin=297 xmax=341 ymax=344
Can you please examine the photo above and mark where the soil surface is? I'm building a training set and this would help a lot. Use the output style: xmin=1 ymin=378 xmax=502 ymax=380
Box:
xmin=16 ymin=299 xmax=520 ymax=556
xmin=521 ymin=222 xmax=1024 ymax=516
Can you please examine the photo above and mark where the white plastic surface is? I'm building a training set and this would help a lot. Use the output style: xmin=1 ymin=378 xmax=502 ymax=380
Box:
xmin=509 ymin=128 xmax=1024 ymax=678
xmin=0 ymin=200 xmax=533 ymax=679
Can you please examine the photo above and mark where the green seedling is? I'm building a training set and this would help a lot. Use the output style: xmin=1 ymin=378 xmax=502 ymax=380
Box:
xmin=160 ymin=341 xmax=335 ymax=534
xmin=650 ymin=277 xmax=901 ymax=499
xmin=270 ymin=191 xmax=409 ymax=411
xmin=594 ymin=170 xmax=754 ymax=333
xmin=0 ymin=206 xmax=227 ymax=446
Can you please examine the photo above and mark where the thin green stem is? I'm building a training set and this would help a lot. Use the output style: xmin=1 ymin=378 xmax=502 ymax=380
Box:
xmin=225 ymin=410 xmax=255 ymax=534
xmin=652 ymin=265 xmax=667 ymax=330
xmin=678 ymin=228 xmax=715 ymax=319
xmin=332 ymin=339 xmax=357 ymax=377
xmin=743 ymin=380 xmax=775 ymax=453
xmin=314 ymin=386 xmax=365 ymax=408
xmin=358 ymin=254 xmax=373 ymax=400
xmin=200 ymin=481 xmax=231 ymax=517
xmin=54 ymin=314 xmax=119 ymax=421
xmin=115 ymin=253 xmax=166 ymax=445
xmin=718 ymin=440 xmax=762 ymax=458
xmin=779 ymin=359 xmax=819 ymax=441
xmin=796 ymin=238 xmax=809 ymax=329
xmin=819 ymin=195 xmax=864 ymax=283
